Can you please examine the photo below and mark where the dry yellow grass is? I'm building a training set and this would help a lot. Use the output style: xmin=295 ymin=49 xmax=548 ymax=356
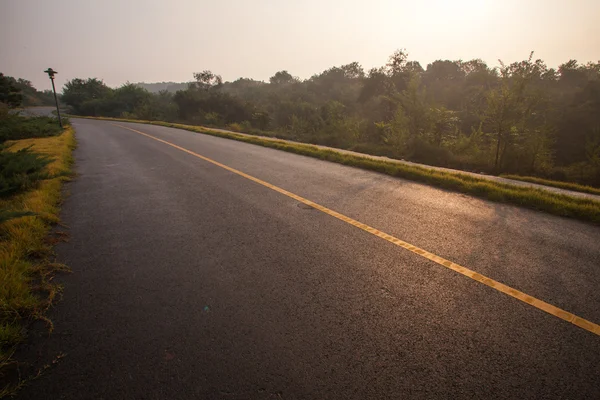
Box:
xmin=0 ymin=127 xmax=75 ymax=395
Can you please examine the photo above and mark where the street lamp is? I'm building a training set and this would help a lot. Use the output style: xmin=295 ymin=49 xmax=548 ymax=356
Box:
xmin=44 ymin=68 xmax=63 ymax=128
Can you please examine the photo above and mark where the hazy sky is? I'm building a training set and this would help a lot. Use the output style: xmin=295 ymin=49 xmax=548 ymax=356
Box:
xmin=1 ymin=0 xmax=599 ymax=92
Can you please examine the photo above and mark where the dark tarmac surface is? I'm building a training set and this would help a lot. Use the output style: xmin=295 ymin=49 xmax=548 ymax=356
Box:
xmin=17 ymin=119 xmax=600 ymax=399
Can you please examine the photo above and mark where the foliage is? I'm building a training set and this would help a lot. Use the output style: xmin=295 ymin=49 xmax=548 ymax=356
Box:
xmin=0 ymin=73 xmax=52 ymax=108
xmin=134 ymin=81 xmax=190 ymax=93
xmin=0 ymin=114 xmax=65 ymax=144
xmin=192 ymin=70 xmax=223 ymax=90
xmin=0 ymin=73 xmax=23 ymax=108
xmin=270 ymin=70 xmax=297 ymax=85
xmin=61 ymin=51 xmax=600 ymax=186
xmin=0 ymin=146 xmax=52 ymax=198
xmin=8 ymin=76 xmax=55 ymax=106
xmin=61 ymin=78 xmax=112 ymax=115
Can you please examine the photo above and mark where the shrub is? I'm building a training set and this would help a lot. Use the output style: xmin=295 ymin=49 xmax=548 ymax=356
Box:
xmin=227 ymin=122 xmax=243 ymax=132
xmin=406 ymin=136 xmax=453 ymax=167
xmin=0 ymin=115 xmax=65 ymax=144
xmin=0 ymin=146 xmax=52 ymax=198
xmin=204 ymin=112 xmax=222 ymax=126
xmin=240 ymin=120 xmax=252 ymax=132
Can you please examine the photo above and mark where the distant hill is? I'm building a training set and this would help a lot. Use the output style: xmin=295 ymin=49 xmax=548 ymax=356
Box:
xmin=134 ymin=82 xmax=191 ymax=93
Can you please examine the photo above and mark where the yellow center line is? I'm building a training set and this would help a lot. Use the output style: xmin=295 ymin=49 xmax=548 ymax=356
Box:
xmin=112 ymin=123 xmax=600 ymax=336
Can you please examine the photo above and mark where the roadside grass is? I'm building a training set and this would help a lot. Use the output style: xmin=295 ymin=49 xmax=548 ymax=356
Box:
xmin=69 ymin=115 xmax=600 ymax=223
xmin=500 ymin=174 xmax=600 ymax=196
xmin=0 ymin=127 xmax=75 ymax=396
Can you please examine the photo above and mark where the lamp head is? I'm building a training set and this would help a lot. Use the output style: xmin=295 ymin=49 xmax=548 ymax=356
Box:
xmin=44 ymin=68 xmax=57 ymax=78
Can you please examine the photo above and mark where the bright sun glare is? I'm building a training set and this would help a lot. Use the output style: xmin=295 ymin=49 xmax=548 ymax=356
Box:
xmin=426 ymin=0 xmax=490 ymax=23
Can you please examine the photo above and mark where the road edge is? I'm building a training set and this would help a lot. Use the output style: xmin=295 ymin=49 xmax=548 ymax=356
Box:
xmin=70 ymin=115 xmax=600 ymax=224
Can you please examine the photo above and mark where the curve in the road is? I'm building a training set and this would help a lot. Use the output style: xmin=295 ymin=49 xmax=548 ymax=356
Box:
xmin=113 ymin=123 xmax=600 ymax=337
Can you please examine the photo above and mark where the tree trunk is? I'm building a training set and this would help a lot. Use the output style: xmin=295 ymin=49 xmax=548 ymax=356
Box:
xmin=494 ymin=131 xmax=502 ymax=171
xmin=499 ymin=140 xmax=509 ymax=171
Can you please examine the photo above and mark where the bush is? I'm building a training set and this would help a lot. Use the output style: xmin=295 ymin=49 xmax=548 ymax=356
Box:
xmin=548 ymin=162 xmax=600 ymax=187
xmin=240 ymin=120 xmax=252 ymax=132
xmin=227 ymin=122 xmax=243 ymax=132
xmin=0 ymin=146 xmax=52 ymax=198
xmin=0 ymin=115 xmax=65 ymax=144
xmin=405 ymin=136 xmax=453 ymax=167
xmin=203 ymin=112 xmax=222 ymax=126
xmin=227 ymin=122 xmax=253 ymax=132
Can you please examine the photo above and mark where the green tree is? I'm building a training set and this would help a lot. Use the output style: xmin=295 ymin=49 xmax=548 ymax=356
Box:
xmin=430 ymin=107 xmax=458 ymax=147
xmin=484 ymin=53 xmax=549 ymax=171
xmin=54 ymin=50 xmax=600 ymax=186
xmin=113 ymin=83 xmax=153 ymax=115
xmin=0 ymin=73 xmax=23 ymax=108
xmin=340 ymin=62 xmax=365 ymax=79
xmin=62 ymin=78 xmax=112 ymax=114
xmin=269 ymin=71 xmax=297 ymax=85
xmin=385 ymin=49 xmax=409 ymax=76
xmin=192 ymin=70 xmax=223 ymax=91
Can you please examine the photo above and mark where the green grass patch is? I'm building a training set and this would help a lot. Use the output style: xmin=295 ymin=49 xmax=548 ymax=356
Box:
xmin=69 ymin=115 xmax=600 ymax=223
xmin=500 ymin=174 xmax=600 ymax=196
xmin=0 ymin=127 xmax=75 ymax=396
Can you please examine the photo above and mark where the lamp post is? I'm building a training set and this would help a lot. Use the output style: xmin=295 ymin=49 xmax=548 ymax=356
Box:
xmin=44 ymin=68 xmax=63 ymax=128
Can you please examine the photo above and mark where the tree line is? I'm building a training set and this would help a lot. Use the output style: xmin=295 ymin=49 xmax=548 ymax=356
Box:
xmin=59 ymin=51 xmax=600 ymax=185
xmin=0 ymin=73 xmax=56 ymax=107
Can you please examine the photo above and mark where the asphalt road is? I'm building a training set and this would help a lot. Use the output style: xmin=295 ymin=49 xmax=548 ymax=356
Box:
xmin=16 ymin=118 xmax=600 ymax=399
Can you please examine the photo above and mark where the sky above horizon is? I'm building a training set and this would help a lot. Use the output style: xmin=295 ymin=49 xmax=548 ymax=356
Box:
xmin=1 ymin=0 xmax=599 ymax=92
